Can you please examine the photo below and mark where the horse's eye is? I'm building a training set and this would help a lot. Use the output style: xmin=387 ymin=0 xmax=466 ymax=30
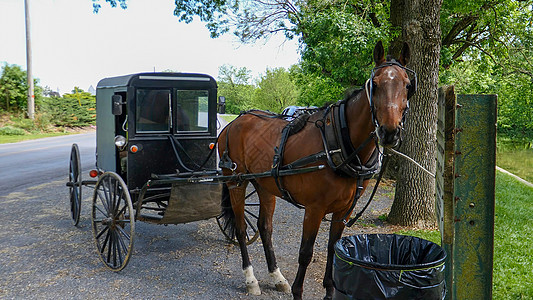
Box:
xmin=406 ymin=84 xmax=411 ymax=91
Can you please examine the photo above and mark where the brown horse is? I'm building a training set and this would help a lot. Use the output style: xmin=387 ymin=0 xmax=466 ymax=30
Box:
xmin=217 ymin=41 xmax=414 ymax=300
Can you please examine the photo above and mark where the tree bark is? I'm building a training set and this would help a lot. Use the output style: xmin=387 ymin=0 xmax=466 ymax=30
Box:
xmin=383 ymin=0 xmax=405 ymax=180
xmin=388 ymin=0 xmax=405 ymax=58
xmin=388 ymin=0 xmax=442 ymax=227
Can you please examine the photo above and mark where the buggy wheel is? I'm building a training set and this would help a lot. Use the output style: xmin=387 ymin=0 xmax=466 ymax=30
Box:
xmin=91 ymin=172 xmax=135 ymax=271
xmin=217 ymin=185 xmax=260 ymax=245
xmin=68 ymin=143 xmax=82 ymax=226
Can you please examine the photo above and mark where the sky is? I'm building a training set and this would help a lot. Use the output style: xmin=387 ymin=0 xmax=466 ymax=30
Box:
xmin=0 ymin=0 xmax=300 ymax=94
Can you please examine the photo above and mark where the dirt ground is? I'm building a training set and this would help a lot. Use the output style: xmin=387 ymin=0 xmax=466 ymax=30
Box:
xmin=0 ymin=173 xmax=411 ymax=300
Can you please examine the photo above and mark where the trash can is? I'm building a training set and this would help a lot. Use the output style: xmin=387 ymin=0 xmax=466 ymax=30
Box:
xmin=333 ymin=234 xmax=446 ymax=300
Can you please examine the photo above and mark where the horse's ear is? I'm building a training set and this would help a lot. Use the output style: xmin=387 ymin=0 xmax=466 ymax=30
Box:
xmin=399 ymin=42 xmax=410 ymax=66
xmin=373 ymin=41 xmax=385 ymax=66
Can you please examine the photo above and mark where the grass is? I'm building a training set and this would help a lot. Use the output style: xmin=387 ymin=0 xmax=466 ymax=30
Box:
xmin=0 ymin=132 xmax=72 ymax=144
xmin=395 ymin=228 xmax=441 ymax=245
xmin=395 ymin=171 xmax=533 ymax=299
xmin=220 ymin=114 xmax=238 ymax=123
xmin=496 ymin=137 xmax=532 ymax=183
xmin=492 ymin=171 xmax=533 ymax=299
xmin=497 ymin=148 xmax=533 ymax=183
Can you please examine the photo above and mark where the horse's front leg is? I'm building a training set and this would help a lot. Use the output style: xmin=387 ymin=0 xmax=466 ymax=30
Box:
xmin=292 ymin=209 xmax=323 ymax=300
xmin=322 ymin=211 xmax=347 ymax=300
xmin=254 ymin=184 xmax=291 ymax=293
xmin=229 ymin=183 xmax=261 ymax=295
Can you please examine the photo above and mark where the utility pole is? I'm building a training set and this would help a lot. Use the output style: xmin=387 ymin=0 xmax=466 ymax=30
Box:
xmin=25 ymin=0 xmax=35 ymax=120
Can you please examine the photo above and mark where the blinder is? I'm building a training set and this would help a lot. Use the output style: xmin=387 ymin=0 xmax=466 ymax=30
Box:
xmin=366 ymin=61 xmax=417 ymax=130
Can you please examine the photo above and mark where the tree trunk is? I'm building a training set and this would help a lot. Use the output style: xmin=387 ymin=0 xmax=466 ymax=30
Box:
xmin=383 ymin=0 xmax=405 ymax=180
xmin=388 ymin=0 xmax=442 ymax=227
xmin=388 ymin=0 xmax=405 ymax=58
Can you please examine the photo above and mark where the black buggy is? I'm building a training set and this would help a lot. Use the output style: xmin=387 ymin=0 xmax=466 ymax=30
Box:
xmin=66 ymin=73 xmax=260 ymax=271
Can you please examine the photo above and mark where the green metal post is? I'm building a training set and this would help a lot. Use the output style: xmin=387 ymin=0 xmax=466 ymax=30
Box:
xmin=452 ymin=94 xmax=497 ymax=299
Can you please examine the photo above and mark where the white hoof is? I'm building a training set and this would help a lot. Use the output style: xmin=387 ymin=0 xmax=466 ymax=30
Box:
xmin=270 ymin=268 xmax=291 ymax=293
xmin=243 ymin=266 xmax=261 ymax=295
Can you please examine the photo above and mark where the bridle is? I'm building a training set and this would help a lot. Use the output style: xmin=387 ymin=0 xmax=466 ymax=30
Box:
xmin=364 ymin=61 xmax=417 ymax=135
xmin=334 ymin=61 xmax=417 ymax=227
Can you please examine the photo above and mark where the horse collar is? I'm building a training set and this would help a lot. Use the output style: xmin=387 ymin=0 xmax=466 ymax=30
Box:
xmin=319 ymin=100 xmax=380 ymax=179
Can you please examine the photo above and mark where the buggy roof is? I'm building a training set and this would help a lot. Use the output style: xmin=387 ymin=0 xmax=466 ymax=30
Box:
xmin=96 ymin=72 xmax=217 ymax=90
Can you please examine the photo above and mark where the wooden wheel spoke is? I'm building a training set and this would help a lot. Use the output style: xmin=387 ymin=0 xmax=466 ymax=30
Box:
xmin=221 ymin=218 xmax=232 ymax=232
xmin=115 ymin=229 xmax=129 ymax=255
xmin=116 ymin=225 xmax=131 ymax=241
xmin=92 ymin=172 xmax=134 ymax=271
xmin=113 ymin=231 xmax=123 ymax=267
xmin=96 ymin=225 xmax=109 ymax=240
xmin=244 ymin=208 xmax=259 ymax=219
xmin=115 ymin=204 xmax=128 ymax=219
xmin=245 ymin=190 xmax=257 ymax=200
xmin=112 ymin=180 xmax=120 ymax=214
xmin=100 ymin=230 xmax=111 ymax=255
xmin=95 ymin=205 xmax=107 ymax=217
xmin=105 ymin=177 xmax=113 ymax=210
xmin=96 ymin=188 xmax=110 ymax=214
xmin=244 ymin=214 xmax=257 ymax=233
xmin=107 ymin=230 xmax=114 ymax=264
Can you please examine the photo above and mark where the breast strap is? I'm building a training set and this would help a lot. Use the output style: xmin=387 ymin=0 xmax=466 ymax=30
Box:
xmin=318 ymin=100 xmax=381 ymax=178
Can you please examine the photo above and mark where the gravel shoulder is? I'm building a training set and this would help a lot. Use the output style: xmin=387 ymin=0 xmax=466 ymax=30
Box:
xmin=0 ymin=174 xmax=402 ymax=299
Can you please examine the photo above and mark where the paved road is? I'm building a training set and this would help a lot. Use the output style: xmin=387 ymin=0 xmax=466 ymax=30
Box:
xmin=0 ymin=130 xmax=393 ymax=299
xmin=0 ymin=133 xmax=96 ymax=196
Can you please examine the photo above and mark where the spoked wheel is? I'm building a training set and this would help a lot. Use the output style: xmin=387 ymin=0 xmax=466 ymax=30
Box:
xmin=68 ymin=143 xmax=82 ymax=226
xmin=217 ymin=184 xmax=260 ymax=245
xmin=91 ymin=172 xmax=135 ymax=271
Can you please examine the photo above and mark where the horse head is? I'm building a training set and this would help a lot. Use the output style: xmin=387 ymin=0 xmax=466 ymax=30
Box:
xmin=369 ymin=41 xmax=416 ymax=148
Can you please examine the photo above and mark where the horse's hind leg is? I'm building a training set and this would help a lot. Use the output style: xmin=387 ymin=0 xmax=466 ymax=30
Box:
xmin=229 ymin=182 xmax=261 ymax=295
xmin=253 ymin=183 xmax=291 ymax=293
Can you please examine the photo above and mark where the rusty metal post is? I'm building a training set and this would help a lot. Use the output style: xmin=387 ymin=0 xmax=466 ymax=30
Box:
xmin=437 ymin=90 xmax=497 ymax=299
xmin=452 ymin=94 xmax=497 ymax=299
xmin=436 ymin=86 xmax=457 ymax=299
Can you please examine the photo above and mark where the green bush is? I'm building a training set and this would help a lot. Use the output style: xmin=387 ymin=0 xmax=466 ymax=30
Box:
xmin=0 ymin=126 xmax=25 ymax=136
xmin=39 ymin=90 xmax=96 ymax=127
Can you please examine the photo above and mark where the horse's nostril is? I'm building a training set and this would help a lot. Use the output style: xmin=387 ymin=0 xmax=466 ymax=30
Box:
xmin=377 ymin=126 xmax=401 ymax=147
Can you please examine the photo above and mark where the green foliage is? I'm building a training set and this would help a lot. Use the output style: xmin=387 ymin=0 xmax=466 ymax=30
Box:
xmin=252 ymin=67 xmax=297 ymax=113
xmin=216 ymin=65 xmax=255 ymax=114
xmin=299 ymin=4 xmax=389 ymax=87
xmin=96 ymin=1 xmax=532 ymax=139
xmin=290 ymin=65 xmax=345 ymax=107
xmin=217 ymin=65 xmax=299 ymax=113
xmin=0 ymin=64 xmax=42 ymax=113
xmin=440 ymin=1 xmax=533 ymax=141
xmin=0 ymin=64 xmax=26 ymax=112
xmin=440 ymin=53 xmax=533 ymax=142
xmin=39 ymin=88 xmax=96 ymax=127
xmin=0 ymin=126 xmax=26 ymax=136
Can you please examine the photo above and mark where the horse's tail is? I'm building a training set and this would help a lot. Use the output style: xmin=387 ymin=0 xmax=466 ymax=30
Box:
xmin=219 ymin=183 xmax=236 ymax=239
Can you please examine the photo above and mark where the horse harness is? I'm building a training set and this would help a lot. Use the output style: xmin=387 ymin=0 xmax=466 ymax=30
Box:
xmin=270 ymin=99 xmax=383 ymax=224
xmin=220 ymin=60 xmax=417 ymax=226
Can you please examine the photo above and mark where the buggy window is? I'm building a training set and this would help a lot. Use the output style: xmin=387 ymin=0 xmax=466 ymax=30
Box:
xmin=176 ymin=90 xmax=209 ymax=132
xmin=136 ymin=89 xmax=171 ymax=133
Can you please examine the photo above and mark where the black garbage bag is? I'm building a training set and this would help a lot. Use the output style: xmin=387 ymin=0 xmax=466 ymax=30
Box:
xmin=333 ymin=234 xmax=446 ymax=300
